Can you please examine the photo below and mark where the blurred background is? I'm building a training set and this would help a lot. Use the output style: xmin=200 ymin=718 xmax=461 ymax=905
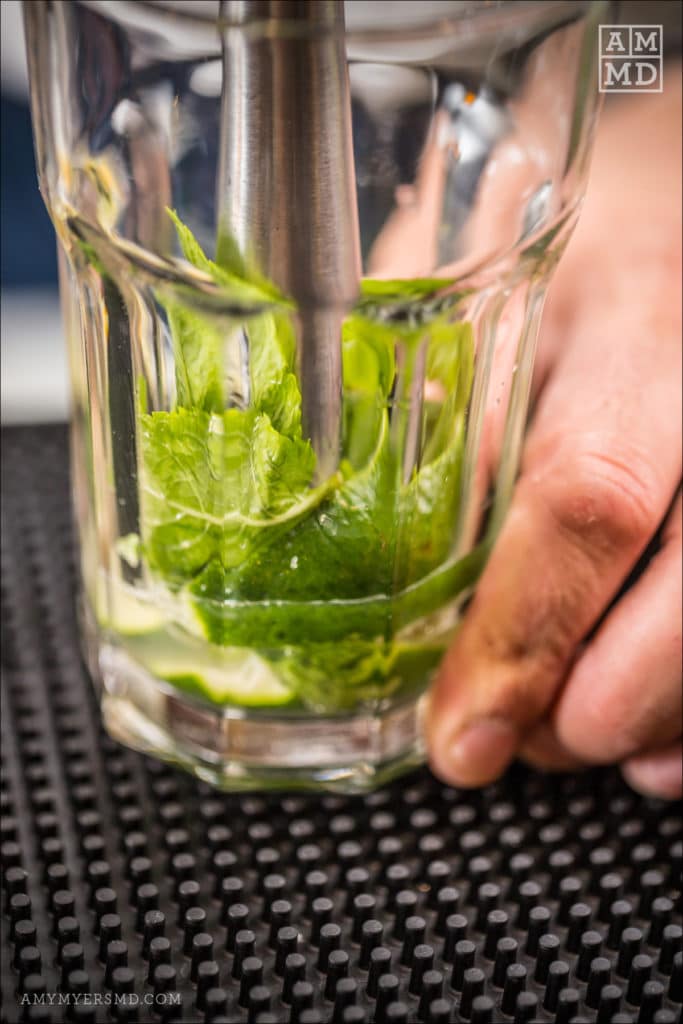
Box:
xmin=1 ymin=0 xmax=68 ymax=423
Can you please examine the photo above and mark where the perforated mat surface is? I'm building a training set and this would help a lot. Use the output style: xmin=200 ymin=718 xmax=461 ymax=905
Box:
xmin=1 ymin=425 xmax=681 ymax=1024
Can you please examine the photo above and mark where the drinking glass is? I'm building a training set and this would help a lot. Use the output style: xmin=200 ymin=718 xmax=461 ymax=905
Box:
xmin=24 ymin=0 xmax=605 ymax=790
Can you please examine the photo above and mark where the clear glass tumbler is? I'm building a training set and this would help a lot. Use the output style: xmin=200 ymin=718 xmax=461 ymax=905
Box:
xmin=24 ymin=0 xmax=605 ymax=791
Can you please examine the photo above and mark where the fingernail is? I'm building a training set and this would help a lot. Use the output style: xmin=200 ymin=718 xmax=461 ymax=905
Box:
xmin=622 ymin=744 xmax=683 ymax=800
xmin=433 ymin=717 xmax=518 ymax=787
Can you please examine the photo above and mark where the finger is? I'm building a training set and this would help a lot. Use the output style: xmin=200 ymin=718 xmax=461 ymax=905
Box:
xmin=519 ymin=719 xmax=586 ymax=773
xmin=621 ymin=741 xmax=683 ymax=801
xmin=553 ymin=493 xmax=682 ymax=764
xmin=534 ymin=66 xmax=682 ymax=420
xmin=514 ymin=493 xmax=681 ymax=774
xmin=427 ymin=76 xmax=682 ymax=788
xmin=427 ymin=294 xmax=681 ymax=790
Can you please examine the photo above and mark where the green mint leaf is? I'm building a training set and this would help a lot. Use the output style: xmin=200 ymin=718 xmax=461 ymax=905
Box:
xmin=187 ymin=409 xmax=396 ymax=639
xmin=250 ymin=413 xmax=316 ymax=515
xmin=398 ymin=319 xmax=474 ymax=583
xmin=341 ymin=312 xmax=396 ymax=469
xmin=165 ymin=300 xmax=225 ymax=412
xmin=399 ymin=418 xmax=466 ymax=585
xmin=215 ymin=227 xmax=248 ymax=279
xmin=140 ymin=405 xmax=317 ymax=581
xmin=342 ymin=314 xmax=396 ymax=397
xmin=164 ymin=213 xmax=304 ymax=421
xmin=139 ymin=408 xmax=222 ymax=580
xmin=359 ymin=277 xmax=454 ymax=303
xmin=246 ymin=309 xmax=301 ymax=437
xmin=137 ymin=210 xmax=480 ymax=691
xmin=426 ymin=320 xmax=474 ymax=395
xmin=275 ymin=639 xmax=445 ymax=713
xmin=423 ymin=319 xmax=474 ymax=464
xmin=258 ymin=373 xmax=303 ymax=438
xmin=168 ymin=208 xmax=289 ymax=307
xmin=167 ymin=208 xmax=215 ymax=274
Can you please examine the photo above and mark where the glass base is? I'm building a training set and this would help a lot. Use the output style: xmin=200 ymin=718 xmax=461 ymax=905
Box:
xmin=85 ymin=636 xmax=427 ymax=794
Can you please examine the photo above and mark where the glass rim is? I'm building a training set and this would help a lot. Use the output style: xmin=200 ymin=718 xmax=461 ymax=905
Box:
xmin=62 ymin=199 xmax=582 ymax=317
xmin=79 ymin=0 xmax=596 ymax=43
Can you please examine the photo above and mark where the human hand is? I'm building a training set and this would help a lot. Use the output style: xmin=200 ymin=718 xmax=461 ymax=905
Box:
xmin=427 ymin=73 xmax=682 ymax=799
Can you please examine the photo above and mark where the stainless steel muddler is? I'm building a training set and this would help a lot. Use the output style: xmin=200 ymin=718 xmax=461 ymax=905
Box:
xmin=217 ymin=0 xmax=361 ymax=479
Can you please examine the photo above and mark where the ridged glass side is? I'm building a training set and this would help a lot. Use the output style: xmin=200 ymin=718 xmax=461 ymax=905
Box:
xmin=24 ymin=0 xmax=603 ymax=788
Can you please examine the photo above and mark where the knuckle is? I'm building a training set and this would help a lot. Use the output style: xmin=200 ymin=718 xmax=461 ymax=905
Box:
xmin=540 ymin=444 xmax=662 ymax=557
xmin=582 ymin=688 xmax=635 ymax=756
xmin=579 ymin=694 xmax=648 ymax=761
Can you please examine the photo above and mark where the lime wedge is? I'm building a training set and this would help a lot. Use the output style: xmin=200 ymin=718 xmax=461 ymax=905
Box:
xmin=95 ymin=575 xmax=166 ymax=636
xmin=151 ymin=650 xmax=295 ymax=707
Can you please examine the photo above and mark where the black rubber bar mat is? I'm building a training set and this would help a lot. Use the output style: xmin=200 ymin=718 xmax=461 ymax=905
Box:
xmin=1 ymin=424 xmax=681 ymax=1024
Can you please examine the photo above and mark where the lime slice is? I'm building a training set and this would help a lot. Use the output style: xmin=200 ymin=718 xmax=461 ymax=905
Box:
xmin=95 ymin=575 xmax=166 ymax=636
xmin=151 ymin=650 xmax=294 ymax=707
